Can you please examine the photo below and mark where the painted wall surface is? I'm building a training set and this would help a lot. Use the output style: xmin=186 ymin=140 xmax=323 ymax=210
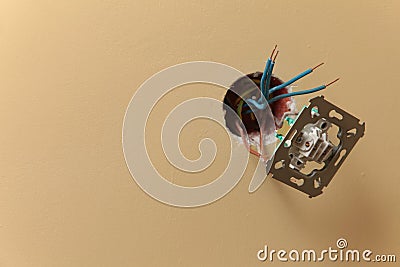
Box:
xmin=0 ymin=1 xmax=399 ymax=266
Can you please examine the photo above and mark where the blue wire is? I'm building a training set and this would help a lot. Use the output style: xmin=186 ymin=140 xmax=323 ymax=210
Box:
xmin=243 ymin=83 xmax=327 ymax=113
xmin=269 ymin=68 xmax=313 ymax=94
xmin=241 ymin=59 xmax=324 ymax=113
xmin=246 ymin=98 xmax=268 ymax=109
xmin=264 ymin=61 xmax=275 ymax=98
xmin=245 ymin=59 xmax=275 ymax=109
xmin=260 ymin=59 xmax=272 ymax=99
xmin=268 ymin=85 xmax=326 ymax=104
xmin=242 ymin=58 xmax=272 ymax=110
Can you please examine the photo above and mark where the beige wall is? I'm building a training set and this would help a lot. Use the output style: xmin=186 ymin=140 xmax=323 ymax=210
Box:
xmin=1 ymin=1 xmax=399 ymax=266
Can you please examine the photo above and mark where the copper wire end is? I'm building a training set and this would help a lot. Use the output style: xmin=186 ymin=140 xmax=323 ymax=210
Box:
xmin=325 ymin=78 xmax=340 ymax=87
xmin=273 ymin=50 xmax=279 ymax=62
xmin=270 ymin=45 xmax=278 ymax=59
xmin=312 ymin=62 xmax=324 ymax=71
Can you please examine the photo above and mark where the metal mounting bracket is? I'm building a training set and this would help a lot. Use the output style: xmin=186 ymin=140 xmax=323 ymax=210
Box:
xmin=268 ymin=96 xmax=365 ymax=198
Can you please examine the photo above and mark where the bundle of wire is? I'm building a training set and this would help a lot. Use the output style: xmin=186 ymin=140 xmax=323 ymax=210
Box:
xmin=223 ymin=45 xmax=339 ymax=159
xmin=244 ymin=45 xmax=339 ymax=112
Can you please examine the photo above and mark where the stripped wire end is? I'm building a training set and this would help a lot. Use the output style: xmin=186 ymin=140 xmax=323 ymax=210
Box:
xmin=270 ymin=45 xmax=278 ymax=59
xmin=273 ymin=50 xmax=279 ymax=62
xmin=312 ymin=62 xmax=324 ymax=71
xmin=325 ymin=78 xmax=340 ymax=87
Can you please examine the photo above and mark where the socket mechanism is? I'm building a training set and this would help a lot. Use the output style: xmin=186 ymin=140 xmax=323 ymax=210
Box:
xmin=269 ymin=96 xmax=365 ymax=198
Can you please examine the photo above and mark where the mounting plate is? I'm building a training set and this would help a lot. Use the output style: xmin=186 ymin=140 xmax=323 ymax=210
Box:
xmin=269 ymin=96 xmax=365 ymax=198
